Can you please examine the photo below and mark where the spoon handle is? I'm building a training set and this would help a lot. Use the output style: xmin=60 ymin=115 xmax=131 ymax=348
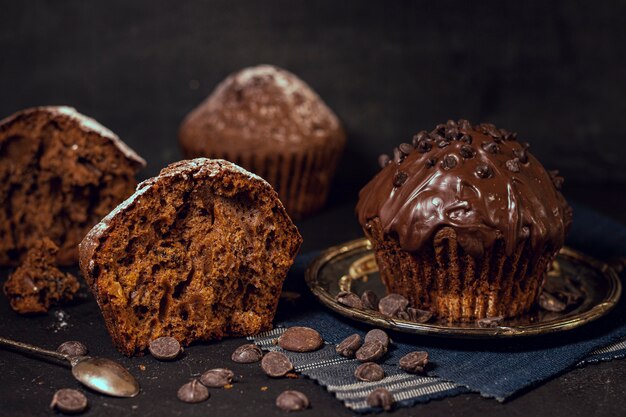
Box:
xmin=0 ymin=336 xmax=69 ymax=362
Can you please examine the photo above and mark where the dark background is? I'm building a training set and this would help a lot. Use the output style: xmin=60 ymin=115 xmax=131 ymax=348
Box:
xmin=2 ymin=1 xmax=626 ymax=201
xmin=2 ymin=2 xmax=626 ymax=417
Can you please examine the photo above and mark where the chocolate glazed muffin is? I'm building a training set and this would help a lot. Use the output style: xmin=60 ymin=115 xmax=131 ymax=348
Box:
xmin=356 ymin=120 xmax=572 ymax=322
xmin=179 ymin=65 xmax=346 ymax=219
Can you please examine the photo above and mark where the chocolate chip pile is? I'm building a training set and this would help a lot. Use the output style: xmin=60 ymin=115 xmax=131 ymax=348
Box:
xmin=336 ymin=290 xmax=433 ymax=324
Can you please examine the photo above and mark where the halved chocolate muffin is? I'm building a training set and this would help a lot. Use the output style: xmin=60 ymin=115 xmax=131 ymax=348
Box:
xmin=356 ymin=120 xmax=572 ymax=322
xmin=179 ymin=65 xmax=346 ymax=219
xmin=0 ymin=106 xmax=145 ymax=265
xmin=79 ymin=158 xmax=302 ymax=356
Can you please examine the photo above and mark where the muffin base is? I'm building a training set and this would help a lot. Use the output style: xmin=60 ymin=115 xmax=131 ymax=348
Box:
xmin=364 ymin=218 xmax=555 ymax=322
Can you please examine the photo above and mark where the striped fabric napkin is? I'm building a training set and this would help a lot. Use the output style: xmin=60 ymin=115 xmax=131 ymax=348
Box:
xmin=252 ymin=203 xmax=626 ymax=413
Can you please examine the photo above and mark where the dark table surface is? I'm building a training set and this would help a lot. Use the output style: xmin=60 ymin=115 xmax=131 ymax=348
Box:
xmin=1 ymin=184 xmax=625 ymax=417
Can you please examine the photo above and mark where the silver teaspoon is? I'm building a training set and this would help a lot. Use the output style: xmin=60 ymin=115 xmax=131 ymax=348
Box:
xmin=0 ymin=336 xmax=140 ymax=397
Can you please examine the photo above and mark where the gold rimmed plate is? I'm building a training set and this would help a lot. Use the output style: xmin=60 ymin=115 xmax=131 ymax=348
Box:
xmin=305 ymin=238 xmax=622 ymax=338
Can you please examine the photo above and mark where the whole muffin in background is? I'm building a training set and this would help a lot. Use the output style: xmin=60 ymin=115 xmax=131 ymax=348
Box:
xmin=179 ymin=65 xmax=346 ymax=219
xmin=356 ymin=120 xmax=572 ymax=322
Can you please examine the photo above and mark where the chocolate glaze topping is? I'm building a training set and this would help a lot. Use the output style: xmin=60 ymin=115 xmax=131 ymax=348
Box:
xmin=357 ymin=120 xmax=572 ymax=258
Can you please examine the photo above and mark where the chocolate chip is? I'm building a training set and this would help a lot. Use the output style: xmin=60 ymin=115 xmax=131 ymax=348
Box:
xmin=336 ymin=334 xmax=362 ymax=358
xmin=481 ymin=141 xmax=500 ymax=154
xmin=426 ymin=157 xmax=437 ymax=168
xmin=399 ymin=351 xmax=429 ymax=374
xmin=407 ymin=308 xmax=433 ymax=323
xmin=476 ymin=316 xmax=504 ymax=328
xmin=275 ymin=390 xmax=310 ymax=412
xmin=445 ymin=127 xmax=459 ymax=140
xmin=50 ymin=389 xmax=88 ymax=414
xmin=231 ymin=344 xmax=263 ymax=363
xmin=459 ymin=144 xmax=475 ymax=159
xmin=360 ymin=290 xmax=379 ymax=310
xmin=393 ymin=147 xmax=404 ymax=163
xmin=378 ymin=294 xmax=409 ymax=317
xmin=378 ymin=154 xmax=391 ymax=168
xmin=399 ymin=142 xmax=414 ymax=155
xmin=57 ymin=341 xmax=88 ymax=357
xmin=336 ymin=291 xmax=363 ymax=309
xmin=458 ymin=119 xmax=472 ymax=131
xmin=261 ymin=351 xmax=294 ymax=377
xmin=505 ymin=131 xmax=518 ymax=141
xmin=396 ymin=311 xmax=410 ymax=320
xmin=513 ymin=147 xmax=528 ymax=163
xmin=412 ymin=131 xmax=430 ymax=146
xmin=200 ymin=368 xmax=234 ymax=388
xmin=364 ymin=329 xmax=390 ymax=348
xmin=149 ymin=336 xmax=182 ymax=361
xmin=355 ymin=340 xmax=387 ymax=362
xmin=437 ymin=139 xmax=450 ymax=148
xmin=549 ymin=170 xmax=565 ymax=190
xmin=506 ymin=158 xmax=521 ymax=173
xmin=446 ymin=119 xmax=457 ymax=128
xmin=441 ymin=155 xmax=458 ymax=170
xmin=367 ymin=388 xmax=394 ymax=411
xmin=521 ymin=226 xmax=530 ymax=238
xmin=480 ymin=123 xmax=501 ymax=139
xmin=278 ymin=327 xmax=324 ymax=352
xmin=416 ymin=140 xmax=432 ymax=153
xmin=459 ymin=134 xmax=473 ymax=144
xmin=475 ymin=164 xmax=493 ymax=179
xmin=433 ymin=124 xmax=446 ymax=134
xmin=177 ymin=379 xmax=209 ymax=403
xmin=393 ymin=170 xmax=409 ymax=187
xmin=355 ymin=362 xmax=385 ymax=382
xmin=539 ymin=292 xmax=567 ymax=312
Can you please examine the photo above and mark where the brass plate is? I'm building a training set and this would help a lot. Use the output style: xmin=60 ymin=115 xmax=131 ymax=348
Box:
xmin=305 ymin=238 xmax=622 ymax=338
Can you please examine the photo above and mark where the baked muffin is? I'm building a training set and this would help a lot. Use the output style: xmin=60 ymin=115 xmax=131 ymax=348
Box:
xmin=79 ymin=158 xmax=302 ymax=356
xmin=179 ymin=65 xmax=346 ymax=219
xmin=0 ymin=106 xmax=145 ymax=265
xmin=3 ymin=237 xmax=80 ymax=314
xmin=356 ymin=120 xmax=572 ymax=322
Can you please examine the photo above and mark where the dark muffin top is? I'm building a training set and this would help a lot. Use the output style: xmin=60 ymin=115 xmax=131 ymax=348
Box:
xmin=356 ymin=120 xmax=572 ymax=258
xmin=179 ymin=65 xmax=345 ymax=156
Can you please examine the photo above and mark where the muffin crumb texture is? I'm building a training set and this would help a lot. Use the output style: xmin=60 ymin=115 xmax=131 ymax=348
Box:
xmin=79 ymin=158 xmax=302 ymax=356
xmin=3 ymin=237 xmax=79 ymax=314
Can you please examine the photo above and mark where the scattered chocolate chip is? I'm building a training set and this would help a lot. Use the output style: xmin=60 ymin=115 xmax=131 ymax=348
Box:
xmin=261 ymin=351 xmax=294 ymax=377
xmin=393 ymin=147 xmax=404 ymax=163
xmin=361 ymin=290 xmax=379 ymax=310
xmin=336 ymin=334 xmax=362 ymax=358
xmin=426 ymin=157 xmax=437 ymax=168
xmin=481 ymin=141 xmax=500 ymax=154
xmin=356 ymin=340 xmax=387 ymax=362
xmin=407 ymin=308 xmax=433 ymax=323
xmin=412 ymin=131 xmax=430 ymax=146
xmin=506 ymin=158 xmax=521 ymax=173
xmin=398 ymin=351 xmax=429 ymax=374
xmin=476 ymin=316 xmax=504 ymax=328
xmin=149 ymin=336 xmax=182 ymax=361
xmin=199 ymin=368 xmax=235 ymax=388
xmin=355 ymin=362 xmax=385 ymax=382
xmin=459 ymin=134 xmax=473 ymax=144
xmin=364 ymin=329 xmax=390 ymax=348
xmin=539 ymin=292 xmax=567 ymax=312
xmin=378 ymin=294 xmax=409 ymax=317
xmin=399 ymin=142 xmax=414 ymax=155
xmin=278 ymin=327 xmax=324 ymax=352
xmin=459 ymin=144 xmax=475 ymax=158
xmin=393 ymin=170 xmax=409 ymax=187
xmin=475 ymin=164 xmax=493 ymax=179
xmin=275 ymin=390 xmax=310 ymax=412
xmin=378 ymin=154 xmax=391 ymax=168
xmin=231 ymin=344 xmax=263 ymax=363
xmin=367 ymin=388 xmax=394 ymax=411
xmin=549 ymin=170 xmax=565 ymax=190
xmin=440 ymin=155 xmax=458 ymax=170
xmin=50 ymin=389 xmax=88 ymax=414
xmin=177 ymin=379 xmax=209 ymax=403
xmin=416 ymin=140 xmax=432 ymax=153
xmin=336 ymin=291 xmax=363 ymax=309
xmin=56 ymin=341 xmax=88 ymax=357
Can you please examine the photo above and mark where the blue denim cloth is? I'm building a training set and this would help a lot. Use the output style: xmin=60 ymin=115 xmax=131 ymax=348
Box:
xmin=279 ymin=202 xmax=626 ymax=401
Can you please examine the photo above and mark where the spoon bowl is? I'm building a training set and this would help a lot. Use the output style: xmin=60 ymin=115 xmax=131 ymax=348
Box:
xmin=71 ymin=356 xmax=140 ymax=398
